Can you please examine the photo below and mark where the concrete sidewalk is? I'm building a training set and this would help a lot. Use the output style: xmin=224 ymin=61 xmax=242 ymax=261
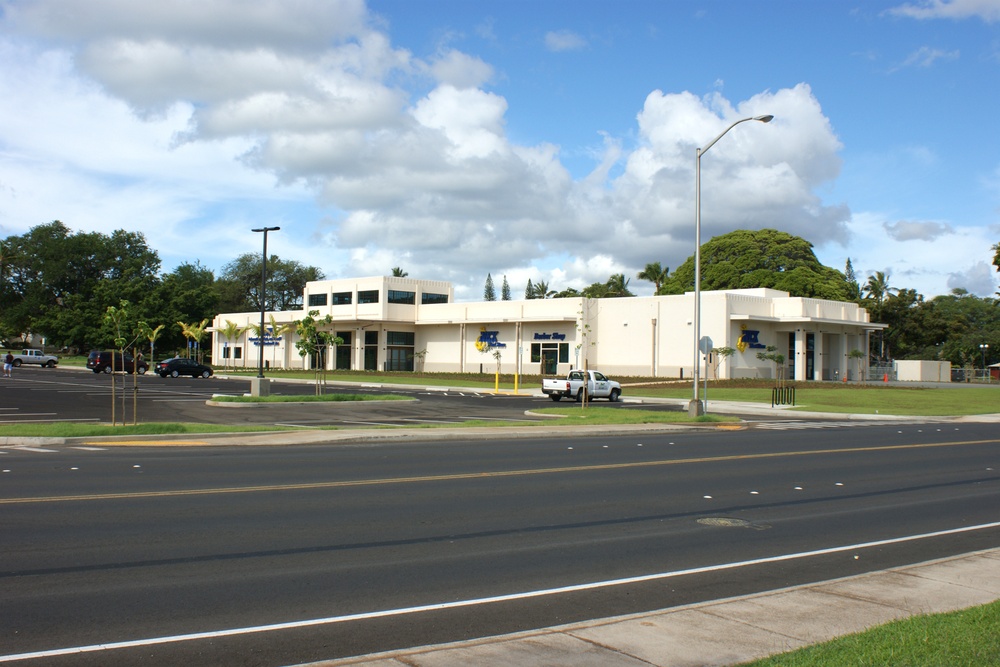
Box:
xmin=309 ymin=548 xmax=1000 ymax=667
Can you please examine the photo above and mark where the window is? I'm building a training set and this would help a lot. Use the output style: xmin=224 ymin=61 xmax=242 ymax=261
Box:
xmin=364 ymin=330 xmax=379 ymax=345
xmin=386 ymin=331 xmax=414 ymax=346
xmin=332 ymin=291 xmax=352 ymax=305
xmin=388 ymin=290 xmax=415 ymax=305
xmin=358 ymin=290 xmax=379 ymax=304
xmin=421 ymin=292 xmax=448 ymax=305
xmin=307 ymin=293 xmax=328 ymax=307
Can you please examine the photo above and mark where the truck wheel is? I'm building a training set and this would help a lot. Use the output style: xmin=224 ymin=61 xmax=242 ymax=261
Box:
xmin=550 ymin=394 xmax=562 ymax=401
xmin=102 ymin=365 xmax=113 ymax=374
xmin=45 ymin=360 xmax=56 ymax=368
xmin=609 ymin=388 xmax=620 ymax=402
xmin=12 ymin=359 xmax=21 ymax=367
xmin=576 ymin=388 xmax=585 ymax=403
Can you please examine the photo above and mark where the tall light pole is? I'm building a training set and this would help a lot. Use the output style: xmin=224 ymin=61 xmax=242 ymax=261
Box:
xmin=689 ymin=114 xmax=773 ymax=416
xmin=252 ymin=226 xmax=280 ymax=379
xmin=981 ymin=343 xmax=990 ymax=374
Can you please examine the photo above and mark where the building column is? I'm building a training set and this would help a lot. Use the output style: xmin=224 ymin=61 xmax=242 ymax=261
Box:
xmin=794 ymin=329 xmax=807 ymax=381
xmin=814 ymin=332 xmax=824 ymax=381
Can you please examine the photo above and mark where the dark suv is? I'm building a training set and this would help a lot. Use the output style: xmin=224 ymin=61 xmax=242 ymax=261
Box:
xmin=86 ymin=350 xmax=149 ymax=375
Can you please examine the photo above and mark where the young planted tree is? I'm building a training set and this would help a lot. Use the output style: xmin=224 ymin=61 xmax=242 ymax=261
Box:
xmin=294 ymin=310 xmax=343 ymax=394
xmin=756 ymin=345 xmax=787 ymax=387
xmin=103 ymin=301 xmax=146 ymax=426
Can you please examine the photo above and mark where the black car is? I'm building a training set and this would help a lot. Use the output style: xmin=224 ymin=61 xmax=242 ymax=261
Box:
xmin=86 ymin=350 xmax=149 ymax=374
xmin=156 ymin=357 xmax=213 ymax=378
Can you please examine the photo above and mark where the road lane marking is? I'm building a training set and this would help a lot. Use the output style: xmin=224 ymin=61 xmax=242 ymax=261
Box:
xmin=2 ymin=520 xmax=998 ymax=664
xmin=0 ymin=437 xmax=997 ymax=506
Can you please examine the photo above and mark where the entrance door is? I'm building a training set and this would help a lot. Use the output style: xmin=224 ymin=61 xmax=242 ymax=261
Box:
xmin=335 ymin=331 xmax=352 ymax=370
xmin=542 ymin=349 xmax=558 ymax=375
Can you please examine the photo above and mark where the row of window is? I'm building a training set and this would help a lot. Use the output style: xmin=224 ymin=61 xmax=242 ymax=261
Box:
xmin=307 ymin=290 xmax=449 ymax=307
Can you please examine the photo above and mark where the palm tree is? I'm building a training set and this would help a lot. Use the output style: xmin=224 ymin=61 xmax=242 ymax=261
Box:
xmin=529 ymin=280 xmax=555 ymax=299
xmin=268 ymin=314 xmax=293 ymax=370
xmin=391 ymin=267 xmax=408 ymax=277
xmin=177 ymin=319 xmax=210 ymax=364
xmin=863 ymin=271 xmax=895 ymax=363
xmin=144 ymin=323 xmax=166 ymax=365
xmin=218 ymin=320 xmax=246 ymax=370
xmin=637 ymin=262 xmax=669 ymax=294
xmin=605 ymin=273 xmax=634 ymax=298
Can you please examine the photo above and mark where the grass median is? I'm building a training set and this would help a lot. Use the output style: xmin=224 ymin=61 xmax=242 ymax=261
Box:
xmin=738 ymin=599 xmax=1000 ymax=667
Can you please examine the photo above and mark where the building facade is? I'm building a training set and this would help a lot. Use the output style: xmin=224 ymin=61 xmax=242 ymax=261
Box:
xmin=211 ymin=276 xmax=884 ymax=381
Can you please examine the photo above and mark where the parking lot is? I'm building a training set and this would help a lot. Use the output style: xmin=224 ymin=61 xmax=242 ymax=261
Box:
xmin=0 ymin=366 xmax=596 ymax=429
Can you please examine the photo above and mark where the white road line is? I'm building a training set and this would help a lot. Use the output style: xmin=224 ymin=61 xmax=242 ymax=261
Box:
xmin=11 ymin=447 xmax=58 ymax=453
xmin=69 ymin=446 xmax=107 ymax=451
xmin=2 ymin=520 xmax=998 ymax=664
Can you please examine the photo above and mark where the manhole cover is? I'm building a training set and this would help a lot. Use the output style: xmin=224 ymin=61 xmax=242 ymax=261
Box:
xmin=697 ymin=517 xmax=770 ymax=530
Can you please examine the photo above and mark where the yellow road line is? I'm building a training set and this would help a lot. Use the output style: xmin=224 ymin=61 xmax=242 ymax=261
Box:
xmin=2 ymin=438 xmax=997 ymax=506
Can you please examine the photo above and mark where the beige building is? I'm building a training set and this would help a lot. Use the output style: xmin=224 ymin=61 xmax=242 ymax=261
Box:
xmin=211 ymin=276 xmax=884 ymax=381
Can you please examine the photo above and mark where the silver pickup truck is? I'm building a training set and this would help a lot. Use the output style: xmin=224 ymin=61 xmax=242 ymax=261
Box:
xmin=541 ymin=369 xmax=622 ymax=402
xmin=11 ymin=349 xmax=60 ymax=368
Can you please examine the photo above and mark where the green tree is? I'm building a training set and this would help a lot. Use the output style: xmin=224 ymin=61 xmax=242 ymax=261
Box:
xmin=661 ymin=229 xmax=850 ymax=300
xmin=637 ymin=262 xmax=669 ymax=294
xmin=391 ymin=267 xmax=408 ymax=277
xmin=501 ymin=275 xmax=511 ymax=301
xmin=582 ymin=274 xmax=635 ymax=298
xmin=844 ymin=259 xmax=862 ymax=302
xmin=484 ymin=273 xmax=496 ymax=301
xmin=144 ymin=262 xmax=219 ymax=355
xmin=524 ymin=278 xmax=534 ymax=299
xmin=0 ymin=221 xmax=161 ymax=351
xmin=217 ymin=253 xmax=324 ymax=313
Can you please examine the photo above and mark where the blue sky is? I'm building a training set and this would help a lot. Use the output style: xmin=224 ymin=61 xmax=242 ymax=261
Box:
xmin=1 ymin=0 xmax=998 ymax=301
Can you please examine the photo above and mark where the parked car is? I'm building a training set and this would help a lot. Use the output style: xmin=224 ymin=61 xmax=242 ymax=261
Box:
xmin=86 ymin=350 xmax=149 ymax=374
xmin=156 ymin=357 xmax=213 ymax=378
xmin=542 ymin=369 xmax=622 ymax=402
xmin=12 ymin=349 xmax=59 ymax=368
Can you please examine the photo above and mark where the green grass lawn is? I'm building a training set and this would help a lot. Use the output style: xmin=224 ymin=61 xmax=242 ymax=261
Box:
xmin=738 ymin=599 xmax=1000 ymax=667
xmin=632 ymin=384 xmax=1000 ymax=416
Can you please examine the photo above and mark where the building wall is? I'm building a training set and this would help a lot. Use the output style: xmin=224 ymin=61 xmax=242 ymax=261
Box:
xmin=211 ymin=281 xmax=880 ymax=380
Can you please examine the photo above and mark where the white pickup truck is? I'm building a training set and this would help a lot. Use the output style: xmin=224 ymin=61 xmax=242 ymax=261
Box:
xmin=11 ymin=349 xmax=60 ymax=368
xmin=542 ymin=369 xmax=622 ymax=402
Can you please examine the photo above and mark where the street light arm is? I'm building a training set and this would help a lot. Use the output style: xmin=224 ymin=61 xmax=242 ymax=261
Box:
xmin=700 ymin=114 xmax=773 ymax=155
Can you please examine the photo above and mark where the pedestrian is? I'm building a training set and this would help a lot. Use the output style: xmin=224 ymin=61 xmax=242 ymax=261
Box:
xmin=3 ymin=351 xmax=13 ymax=378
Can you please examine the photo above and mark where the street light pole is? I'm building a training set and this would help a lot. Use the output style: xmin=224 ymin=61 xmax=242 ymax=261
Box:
xmin=689 ymin=115 xmax=773 ymax=416
xmin=252 ymin=226 xmax=280 ymax=379
xmin=981 ymin=343 xmax=990 ymax=377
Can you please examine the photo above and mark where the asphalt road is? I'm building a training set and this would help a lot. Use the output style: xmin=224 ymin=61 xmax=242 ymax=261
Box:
xmin=1 ymin=422 xmax=998 ymax=666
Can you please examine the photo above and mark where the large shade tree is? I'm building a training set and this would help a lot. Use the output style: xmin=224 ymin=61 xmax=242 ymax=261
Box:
xmin=659 ymin=228 xmax=851 ymax=300
xmin=1 ymin=221 xmax=161 ymax=350
xmin=216 ymin=253 xmax=323 ymax=313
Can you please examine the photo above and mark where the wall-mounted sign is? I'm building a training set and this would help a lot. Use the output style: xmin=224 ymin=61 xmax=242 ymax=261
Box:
xmin=533 ymin=332 xmax=566 ymax=340
xmin=736 ymin=324 xmax=766 ymax=353
xmin=475 ymin=327 xmax=507 ymax=351
xmin=249 ymin=330 xmax=283 ymax=347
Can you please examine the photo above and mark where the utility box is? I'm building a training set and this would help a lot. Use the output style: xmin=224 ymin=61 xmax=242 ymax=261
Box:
xmin=894 ymin=360 xmax=951 ymax=382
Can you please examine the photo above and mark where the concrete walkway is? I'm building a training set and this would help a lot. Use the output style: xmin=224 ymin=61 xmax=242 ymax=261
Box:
xmin=307 ymin=548 xmax=1000 ymax=667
